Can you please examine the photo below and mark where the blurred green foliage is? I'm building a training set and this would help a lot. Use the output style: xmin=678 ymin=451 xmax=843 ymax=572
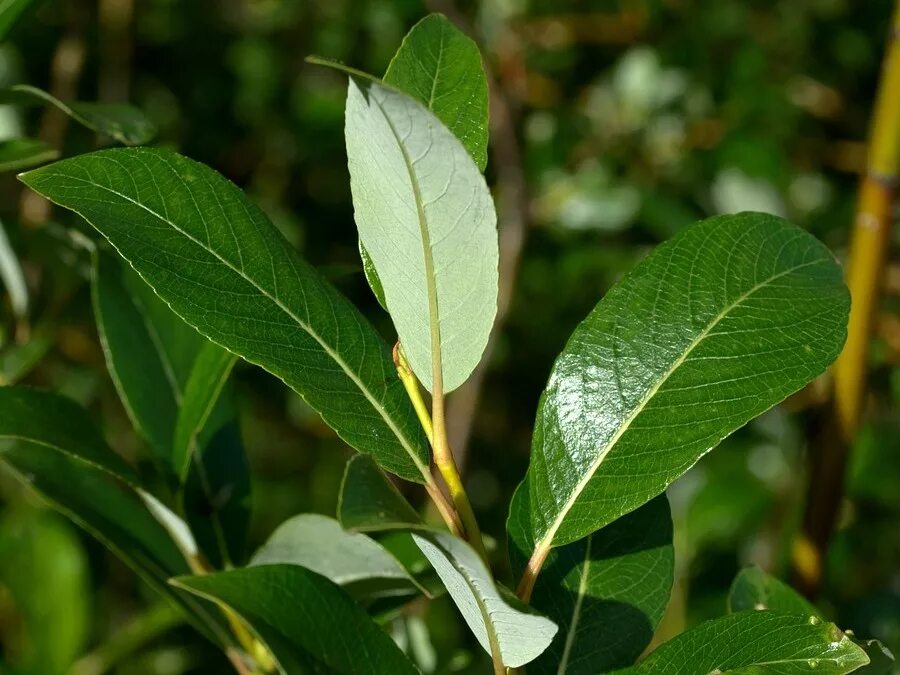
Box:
xmin=0 ymin=0 xmax=898 ymax=673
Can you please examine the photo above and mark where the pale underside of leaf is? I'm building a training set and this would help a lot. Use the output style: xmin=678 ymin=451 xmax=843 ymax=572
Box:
xmin=344 ymin=76 xmax=498 ymax=393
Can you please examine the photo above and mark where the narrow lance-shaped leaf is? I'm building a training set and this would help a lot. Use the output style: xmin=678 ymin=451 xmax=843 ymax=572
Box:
xmin=414 ymin=531 xmax=557 ymax=669
xmin=337 ymin=454 xmax=557 ymax=668
xmin=0 ymin=138 xmax=58 ymax=172
xmin=0 ymin=84 xmax=156 ymax=145
xmin=19 ymin=148 xmax=430 ymax=484
xmin=384 ymin=13 xmax=489 ymax=171
xmin=339 ymin=67 xmax=498 ymax=393
xmin=615 ymin=611 xmax=869 ymax=674
xmin=508 ymin=489 xmax=674 ymax=674
xmin=512 ymin=213 xmax=849 ymax=562
xmin=172 ymin=340 xmax=237 ymax=478
xmin=174 ymin=565 xmax=419 ymax=675
xmin=92 ymin=251 xmax=205 ymax=461
xmin=250 ymin=513 xmax=430 ymax=599
xmin=0 ymin=386 xmax=232 ymax=646
xmin=0 ymin=0 xmax=43 ymax=41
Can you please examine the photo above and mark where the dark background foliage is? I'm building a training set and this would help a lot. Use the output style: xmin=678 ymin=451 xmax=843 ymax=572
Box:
xmin=1 ymin=1 xmax=898 ymax=673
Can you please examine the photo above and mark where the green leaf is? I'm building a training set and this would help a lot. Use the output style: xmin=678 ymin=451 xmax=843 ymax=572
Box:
xmin=513 ymin=213 xmax=849 ymax=556
xmin=0 ymin=507 xmax=90 ymax=675
xmin=384 ymin=13 xmax=489 ymax=171
xmin=19 ymin=147 xmax=430 ymax=484
xmin=250 ymin=513 xmax=428 ymax=599
xmin=92 ymin=252 xmax=205 ymax=461
xmin=172 ymin=341 xmax=237 ymax=478
xmin=508 ymin=492 xmax=674 ymax=674
xmin=729 ymin=567 xmax=820 ymax=617
xmin=413 ymin=530 xmax=557 ymax=668
xmin=0 ymin=328 xmax=53 ymax=385
xmin=0 ymin=138 xmax=58 ymax=172
xmin=173 ymin=565 xmax=419 ymax=675
xmin=0 ymin=85 xmax=156 ymax=145
xmin=0 ymin=216 xmax=28 ymax=318
xmin=0 ymin=0 xmax=42 ymax=41
xmin=359 ymin=239 xmax=388 ymax=310
xmin=0 ymin=386 xmax=138 ymax=482
xmin=0 ymin=386 xmax=232 ymax=646
xmin=342 ymin=72 xmax=498 ymax=393
xmin=339 ymin=454 xmax=425 ymax=533
xmin=616 ymin=611 xmax=869 ymax=674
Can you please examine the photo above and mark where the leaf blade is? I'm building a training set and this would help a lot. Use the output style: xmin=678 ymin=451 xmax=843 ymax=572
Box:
xmin=344 ymin=75 xmax=498 ymax=393
xmin=174 ymin=565 xmax=419 ymax=675
xmin=19 ymin=147 xmax=430 ymax=483
xmin=516 ymin=213 xmax=849 ymax=555
xmin=617 ymin=611 xmax=869 ymax=674
xmin=384 ymin=13 xmax=489 ymax=171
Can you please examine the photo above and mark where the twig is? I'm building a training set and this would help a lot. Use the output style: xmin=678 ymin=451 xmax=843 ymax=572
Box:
xmin=794 ymin=0 xmax=900 ymax=596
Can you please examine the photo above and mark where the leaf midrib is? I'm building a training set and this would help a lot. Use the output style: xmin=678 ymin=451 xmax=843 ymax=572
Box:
xmin=58 ymin=170 xmax=431 ymax=481
xmin=534 ymin=255 xmax=829 ymax=554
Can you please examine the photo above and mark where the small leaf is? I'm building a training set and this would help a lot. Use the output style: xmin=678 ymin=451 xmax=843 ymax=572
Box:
xmin=384 ymin=13 xmax=489 ymax=171
xmin=617 ymin=611 xmax=869 ymax=674
xmin=0 ymin=84 xmax=156 ymax=145
xmin=339 ymin=454 xmax=425 ymax=532
xmin=0 ymin=216 xmax=29 ymax=317
xmin=172 ymin=341 xmax=237 ymax=478
xmin=0 ymin=137 xmax=58 ymax=172
xmin=728 ymin=567 xmax=820 ymax=617
xmin=0 ymin=328 xmax=53 ymax=384
xmin=173 ymin=565 xmax=419 ymax=675
xmin=0 ymin=508 xmax=90 ymax=675
xmin=359 ymin=239 xmax=387 ymax=310
xmin=342 ymin=71 xmax=498 ymax=393
xmin=250 ymin=513 xmax=428 ymax=599
xmin=413 ymin=530 xmax=557 ymax=668
xmin=508 ymin=492 xmax=674 ymax=674
xmin=20 ymin=148 xmax=430 ymax=484
xmin=514 ymin=213 xmax=849 ymax=558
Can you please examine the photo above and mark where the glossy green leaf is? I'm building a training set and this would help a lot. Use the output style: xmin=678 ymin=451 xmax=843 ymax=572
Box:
xmin=0 ymin=216 xmax=28 ymax=317
xmin=19 ymin=147 xmax=430 ymax=483
xmin=0 ymin=85 xmax=156 ymax=145
xmin=0 ymin=508 xmax=90 ymax=675
xmin=508 ymin=492 xmax=674 ymax=674
xmin=250 ymin=513 xmax=427 ymax=599
xmin=0 ymin=138 xmax=58 ymax=172
xmin=513 ymin=213 xmax=849 ymax=557
xmin=729 ymin=567 xmax=819 ymax=617
xmin=339 ymin=454 xmax=425 ymax=533
xmin=384 ymin=13 xmax=489 ymax=171
xmin=172 ymin=341 xmax=237 ymax=477
xmin=617 ymin=612 xmax=869 ymax=674
xmin=173 ymin=565 xmax=419 ymax=675
xmin=0 ymin=0 xmax=42 ymax=40
xmin=342 ymin=71 xmax=498 ymax=393
xmin=413 ymin=530 xmax=557 ymax=668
